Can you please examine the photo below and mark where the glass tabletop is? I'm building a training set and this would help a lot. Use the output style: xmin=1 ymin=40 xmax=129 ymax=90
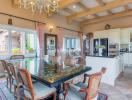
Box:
xmin=8 ymin=58 xmax=91 ymax=86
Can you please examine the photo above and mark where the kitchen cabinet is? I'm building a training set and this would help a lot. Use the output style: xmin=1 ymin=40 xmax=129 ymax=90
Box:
xmin=128 ymin=53 xmax=132 ymax=65
xmin=94 ymin=30 xmax=108 ymax=39
xmin=94 ymin=29 xmax=120 ymax=44
xmin=120 ymin=29 xmax=130 ymax=44
xmin=108 ymin=29 xmax=120 ymax=44
xmin=123 ymin=53 xmax=132 ymax=66
xmin=123 ymin=53 xmax=129 ymax=65
xmin=119 ymin=54 xmax=124 ymax=71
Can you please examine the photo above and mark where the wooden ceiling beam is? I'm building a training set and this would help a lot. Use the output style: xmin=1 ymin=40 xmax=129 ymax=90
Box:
xmin=12 ymin=0 xmax=20 ymax=8
xmin=67 ymin=0 xmax=132 ymax=23
xmin=124 ymin=5 xmax=129 ymax=11
xmin=59 ymin=0 xmax=80 ymax=9
xmin=80 ymin=10 xmax=132 ymax=26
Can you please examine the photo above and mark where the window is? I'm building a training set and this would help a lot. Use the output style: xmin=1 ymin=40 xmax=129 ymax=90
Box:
xmin=11 ymin=31 xmax=24 ymax=55
xmin=63 ymin=37 xmax=81 ymax=51
xmin=65 ymin=38 xmax=76 ymax=50
xmin=0 ymin=24 xmax=37 ymax=58
xmin=25 ymin=33 xmax=35 ymax=54
xmin=0 ymin=29 xmax=9 ymax=56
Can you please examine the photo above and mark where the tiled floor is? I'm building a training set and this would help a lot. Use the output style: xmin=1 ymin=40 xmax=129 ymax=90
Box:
xmin=100 ymin=67 xmax=132 ymax=100
xmin=0 ymin=67 xmax=132 ymax=100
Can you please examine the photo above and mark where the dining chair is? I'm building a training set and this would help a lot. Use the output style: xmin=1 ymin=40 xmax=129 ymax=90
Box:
xmin=0 ymin=60 xmax=12 ymax=91
xmin=7 ymin=63 xmax=21 ymax=97
xmin=64 ymin=67 xmax=107 ymax=100
xmin=19 ymin=68 xmax=56 ymax=100
xmin=0 ymin=60 xmax=6 ymax=78
xmin=51 ymin=56 xmax=58 ymax=64
xmin=64 ymin=56 xmax=76 ymax=66
xmin=10 ymin=55 xmax=24 ymax=59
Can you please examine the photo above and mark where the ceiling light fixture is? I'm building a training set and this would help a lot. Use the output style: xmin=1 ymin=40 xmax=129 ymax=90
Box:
xmin=73 ymin=5 xmax=76 ymax=8
xmin=18 ymin=0 xmax=59 ymax=16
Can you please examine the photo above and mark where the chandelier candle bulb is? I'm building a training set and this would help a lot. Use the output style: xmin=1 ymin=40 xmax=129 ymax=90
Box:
xmin=18 ymin=0 xmax=59 ymax=16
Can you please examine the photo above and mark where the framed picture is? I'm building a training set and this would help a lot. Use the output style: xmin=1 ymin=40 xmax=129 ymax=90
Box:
xmin=44 ymin=33 xmax=57 ymax=56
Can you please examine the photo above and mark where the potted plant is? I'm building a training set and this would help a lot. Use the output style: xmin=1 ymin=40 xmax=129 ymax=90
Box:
xmin=27 ymin=47 xmax=34 ymax=53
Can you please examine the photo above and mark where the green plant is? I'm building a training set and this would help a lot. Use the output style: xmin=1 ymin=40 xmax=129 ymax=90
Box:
xmin=27 ymin=47 xmax=34 ymax=52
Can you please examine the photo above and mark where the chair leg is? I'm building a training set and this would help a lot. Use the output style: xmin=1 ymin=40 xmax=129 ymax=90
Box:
xmin=9 ymin=78 xmax=12 ymax=92
xmin=53 ymin=92 xmax=56 ymax=100
xmin=6 ymin=78 xmax=8 ymax=88
xmin=14 ymin=86 xmax=17 ymax=97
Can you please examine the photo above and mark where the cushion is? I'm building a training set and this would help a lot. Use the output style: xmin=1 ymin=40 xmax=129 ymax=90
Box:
xmin=24 ymin=82 xmax=56 ymax=99
xmin=66 ymin=87 xmax=86 ymax=100
xmin=69 ymin=84 xmax=81 ymax=92
xmin=75 ymin=82 xmax=88 ymax=88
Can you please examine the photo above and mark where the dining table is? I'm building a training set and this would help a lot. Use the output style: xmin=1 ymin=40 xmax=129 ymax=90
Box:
xmin=8 ymin=57 xmax=92 ymax=99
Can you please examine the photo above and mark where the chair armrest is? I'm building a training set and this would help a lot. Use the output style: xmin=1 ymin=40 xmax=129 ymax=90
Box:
xmin=83 ymin=74 xmax=91 ymax=83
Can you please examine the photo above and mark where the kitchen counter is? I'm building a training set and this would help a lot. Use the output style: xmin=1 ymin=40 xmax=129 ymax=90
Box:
xmin=86 ymin=55 xmax=122 ymax=86
xmin=87 ymin=55 xmax=117 ymax=58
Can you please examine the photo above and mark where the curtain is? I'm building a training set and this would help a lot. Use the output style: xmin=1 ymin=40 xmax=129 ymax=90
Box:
xmin=57 ymin=27 xmax=63 ymax=56
xmin=78 ymin=32 xmax=83 ymax=57
xmin=36 ymin=22 xmax=46 ymax=58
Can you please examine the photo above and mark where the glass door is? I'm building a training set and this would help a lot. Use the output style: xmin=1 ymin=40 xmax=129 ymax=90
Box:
xmin=0 ymin=24 xmax=37 ymax=59
xmin=0 ymin=29 xmax=10 ymax=57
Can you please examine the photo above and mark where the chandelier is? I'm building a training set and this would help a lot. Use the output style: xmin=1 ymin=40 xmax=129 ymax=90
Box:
xmin=19 ymin=0 xmax=59 ymax=16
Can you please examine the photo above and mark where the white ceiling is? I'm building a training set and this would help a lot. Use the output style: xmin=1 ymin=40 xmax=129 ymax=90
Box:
xmin=68 ymin=4 xmax=84 ymax=12
xmin=80 ymin=0 xmax=99 ymax=8
xmin=111 ymin=6 xmax=125 ymax=13
xmin=128 ymin=3 xmax=132 ymax=9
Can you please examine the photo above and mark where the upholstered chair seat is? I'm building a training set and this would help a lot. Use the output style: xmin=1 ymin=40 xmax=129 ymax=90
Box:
xmin=24 ymin=82 xmax=56 ymax=99
xmin=66 ymin=84 xmax=86 ymax=100
xmin=75 ymin=82 xmax=88 ymax=88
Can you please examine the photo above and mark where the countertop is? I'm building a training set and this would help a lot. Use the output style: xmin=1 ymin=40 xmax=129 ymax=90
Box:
xmin=87 ymin=51 xmax=132 ymax=58
xmin=87 ymin=55 xmax=116 ymax=58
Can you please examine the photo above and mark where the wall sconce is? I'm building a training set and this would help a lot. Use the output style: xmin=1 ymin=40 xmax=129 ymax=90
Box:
xmin=8 ymin=16 xmax=13 ymax=25
xmin=49 ymin=25 xmax=54 ymax=33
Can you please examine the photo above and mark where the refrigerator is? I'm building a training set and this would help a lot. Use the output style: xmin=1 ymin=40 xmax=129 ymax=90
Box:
xmin=93 ymin=38 xmax=108 ymax=56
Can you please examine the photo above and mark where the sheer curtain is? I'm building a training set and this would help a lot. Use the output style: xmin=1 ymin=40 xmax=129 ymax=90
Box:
xmin=78 ymin=32 xmax=83 ymax=57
